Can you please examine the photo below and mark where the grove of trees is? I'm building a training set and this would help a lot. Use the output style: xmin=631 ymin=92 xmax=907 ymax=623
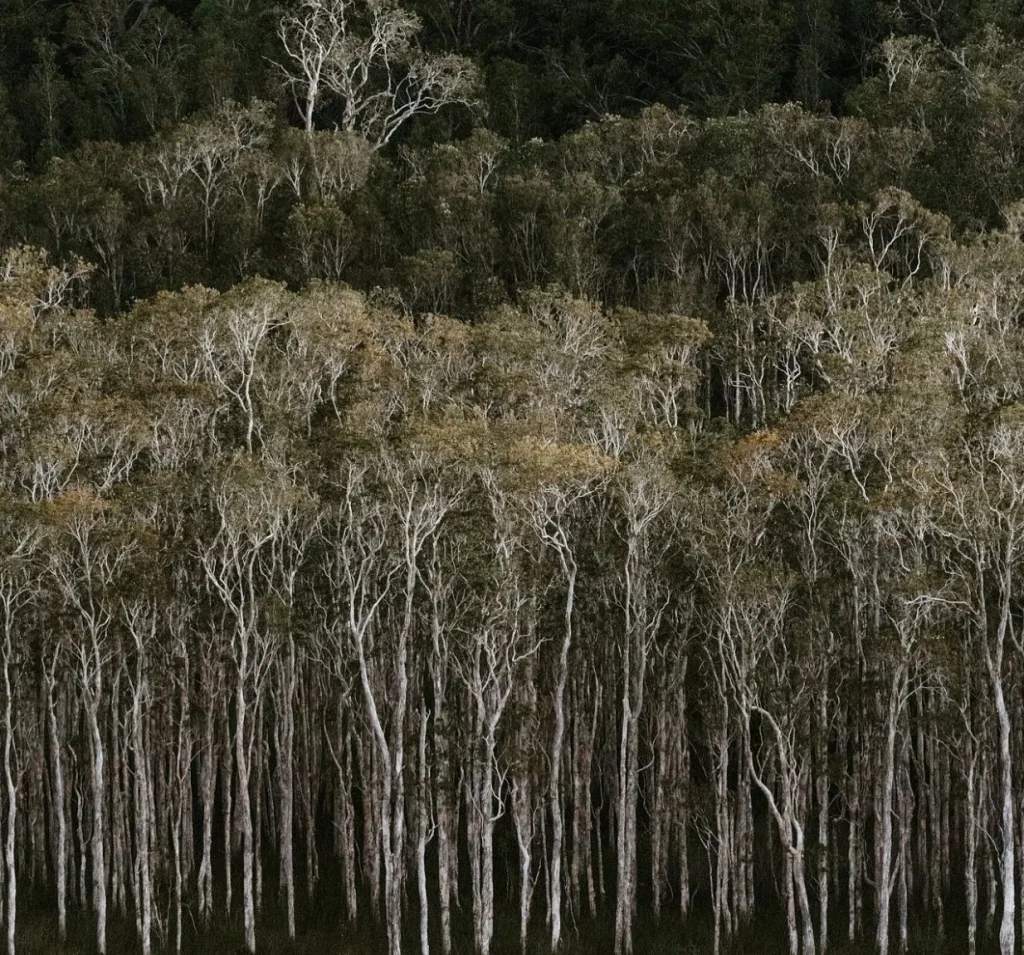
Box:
xmin=6 ymin=2 xmax=1024 ymax=955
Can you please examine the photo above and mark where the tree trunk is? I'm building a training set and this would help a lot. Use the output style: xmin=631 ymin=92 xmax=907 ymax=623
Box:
xmin=513 ymin=776 xmax=533 ymax=953
xmin=45 ymin=667 xmax=67 ymax=943
xmin=132 ymin=672 xmax=152 ymax=955
xmin=235 ymin=671 xmax=256 ymax=953
xmin=276 ymin=641 xmax=297 ymax=940
xmin=991 ymin=665 xmax=1015 ymax=955
xmin=222 ymin=698 xmax=234 ymax=918
xmin=876 ymin=663 xmax=905 ymax=955
xmin=2 ymin=640 xmax=16 ymax=955
xmin=965 ymin=742 xmax=978 ymax=955
xmin=416 ymin=707 xmax=430 ymax=955
xmin=548 ymin=562 xmax=575 ymax=952
xmin=816 ymin=688 xmax=829 ymax=955
xmin=85 ymin=692 xmax=107 ymax=955
xmin=198 ymin=680 xmax=217 ymax=922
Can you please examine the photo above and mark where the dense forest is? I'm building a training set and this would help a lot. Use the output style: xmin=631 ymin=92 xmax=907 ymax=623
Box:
xmin=7 ymin=2 xmax=1024 ymax=954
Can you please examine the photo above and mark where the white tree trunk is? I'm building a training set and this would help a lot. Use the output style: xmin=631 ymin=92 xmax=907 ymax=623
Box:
xmin=2 ymin=640 xmax=16 ymax=955
xmin=45 ymin=668 xmax=67 ymax=942
xmin=965 ymin=744 xmax=979 ymax=955
xmin=548 ymin=566 xmax=574 ymax=952
xmin=991 ymin=668 xmax=1015 ymax=955
xmin=816 ymin=689 xmax=829 ymax=955
xmin=222 ymin=700 xmax=234 ymax=917
xmin=85 ymin=692 xmax=107 ymax=955
xmin=198 ymin=684 xmax=217 ymax=922
xmin=875 ymin=664 xmax=905 ymax=955
xmin=132 ymin=675 xmax=152 ymax=955
xmin=416 ymin=707 xmax=430 ymax=955
xmin=512 ymin=776 xmax=533 ymax=952
xmin=276 ymin=640 xmax=297 ymax=940
xmin=235 ymin=672 xmax=256 ymax=953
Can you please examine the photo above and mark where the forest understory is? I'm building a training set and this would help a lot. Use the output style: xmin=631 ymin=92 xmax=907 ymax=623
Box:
xmin=4 ymin=870 xmax=996 ymax=955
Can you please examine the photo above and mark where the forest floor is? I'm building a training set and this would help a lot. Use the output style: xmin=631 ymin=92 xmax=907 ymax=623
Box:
xmin=12 ymin=898 xmax=995 ymax=955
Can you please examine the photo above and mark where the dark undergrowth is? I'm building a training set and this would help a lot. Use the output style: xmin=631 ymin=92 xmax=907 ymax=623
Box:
xmin=12 ymin=895 xmax=1003 ymax=955
xmin=9 ymin=856 xmax=999 ymax=955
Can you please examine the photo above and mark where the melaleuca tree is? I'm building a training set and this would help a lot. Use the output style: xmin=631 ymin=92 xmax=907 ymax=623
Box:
xmin=199 ymin=454 xmax=314 ymax=954
xmin=0 ymin=512 xmax=38 ymax=955
xmin=607 ymin=458 xmax=674 ymax=955
xmin=276 ymin=0 xmax=478 ymax=144
xmin=521 ymin=456 xmax=605 ymax=953
xmin=41 ymin=492 xmax=139 ymax=955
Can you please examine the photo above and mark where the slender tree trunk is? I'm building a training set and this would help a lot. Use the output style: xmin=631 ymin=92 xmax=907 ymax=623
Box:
xmin=738 ymin=723 xmax=754 ymax=924
xmin=549 ymin=561 xmax=575 ymax=952
xmin=353 ymin=623 xmax=402 ymax=955
xmin=876 ymin=663 xmax=905 ymax=955
xmin=85 ymin=691 xmax=107 ymax=955
xmin=174 ymin=682 xmax=189 ymax=955
xmin=277 ymin=640 xmax=297 ymax=940
xmin=991 ymin=663 xmax=1015 ymax=955
xmin=714 ymin=720 xmax=731 ymax=951
xmin=479 ymin=734 xmax=498 ymax=955
xmin=109 ymin=684 xmax=125 ymax=919
xmin=417 ymin=706 xmax=430 ymax=955
xmin=848 ymin=718 xmax=861 ymax=943
xmin=677 ymin=663 xmax=690 ymax=920
xmin=340 ymin=711 xmax=358 ymax=923
xmin=430 ymin=694 xmax=452 ymax=955
xmin=793 ymin=829 xmax=816 ymax=955
xmin=2 ymin=640 xmax=16 ymax=955
xmin=235 ymin=668 xmax=256 ymax=953
xmin=785 ymin=845 xmax=798 ymax=955
xmin=45 ymin=667 xmax=67 ymax=942
xmin=222 ymin=698 xmax=234 ymax=917
xmin=198 ymin=680 xmax=217 ymax=922
xmin=896 ymin=745 xmax=911 ymax=955
xmin=651 ymin=678 xmax=668 ymax=922
xmin=513 ymin=776 xmax=533 ymax=953
xmin=298 ymin=683 xmax=318 ymax=902
xmin=816 ymin=688 xmax=829 ymax=955
xmin=132 ymin=672 xmax=152 ymax=955
xmin=965 ymin=743 xmax=979 ymax=955
xmin=254 ymin=699 xmax=265 ymax=919
xmin=74 ymin=755 xmax=87 ymax=909
xmin=927 ymin=725 xmax=944 ymax=938
xmin=613 ymin=631 xmax=636 ymax=955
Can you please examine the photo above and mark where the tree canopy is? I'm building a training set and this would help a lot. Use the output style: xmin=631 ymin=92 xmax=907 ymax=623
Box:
xmin=3 ymin=3 xmax=1024 ymax=955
